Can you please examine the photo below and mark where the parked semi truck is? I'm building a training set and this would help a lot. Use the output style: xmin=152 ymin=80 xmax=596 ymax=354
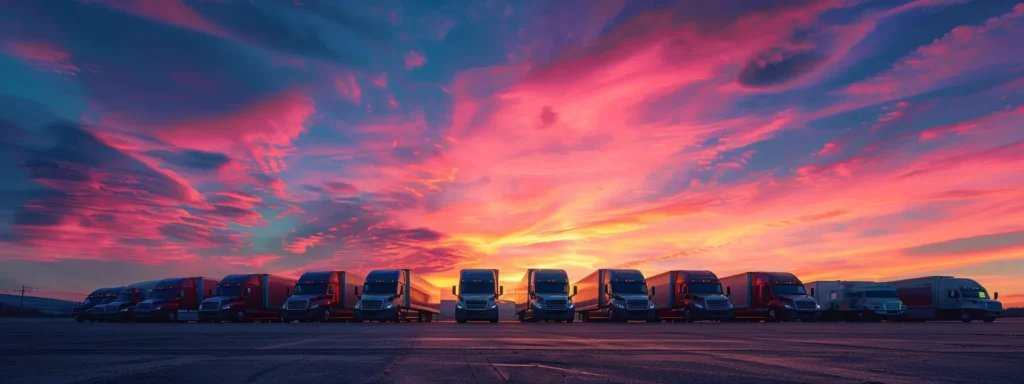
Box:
xmin=452 ymin=269 xmax=503 ymax=323
xmin=886 ymin=276 xmax=1002 ymax=322
xmin=512 ymin=269 xmax=576 ymax=322
xmin=86 ymin=286 xmax=123 ymax=321
xmin=134 ymin=277 xmax=219 ymax=322
xmin=648 ymin=270 xmax=734 ymax=322
xmin=94 ymin=281 xmax=160 ymax=322
xmin=805 ymin=281 xmax=905 ymax=321
xmin=574 ymin=269 xmax=656 ymax=322
xmin=283 ymin=271 xmax=366 ymax=322
xmin=73 ymin=287 xmax=120 ymax=322
xmin=198 ymin=274 xmax=296 ymax=322
xmin=721 ymin=272 xmax=820 ymax=322
xmin=354 ymin=269 xmax=441 ymax=322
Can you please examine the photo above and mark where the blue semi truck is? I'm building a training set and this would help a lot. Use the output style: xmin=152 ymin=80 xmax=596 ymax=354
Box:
xmin=512 ymin=269 xmax=576 ymax=322
xmin=453 ymin=269 xmax=503 ymax=323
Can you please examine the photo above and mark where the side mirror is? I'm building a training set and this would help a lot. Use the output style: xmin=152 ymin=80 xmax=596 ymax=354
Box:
xmin=452 ymin=286 xmax=457 ymax=296
xmin=286 ymin=287 xmax=291 ymax=295
xmin=948 ymin=290 xmax=958 ymax=299
xmin=208 ymin=289 xmax=213 ymax=296
xmin=994 ymin=292 xmax=999 ymax=300
xmin=810 ymin=288 xmax=815 ymax=297
xmin=604 ymin=284 xmax=610 ymax=294
xmin=650 ymin=286 xmax=656 ymax=297
xmin=726 ymin=287 xmax=731 ymax=297
xmin=354 ymin=286 xmax=360 ymax=296
xmin=573 ymin=286 xmax=578 ymax=297
xmin=499 ymin=286 xmax=504 ymax=296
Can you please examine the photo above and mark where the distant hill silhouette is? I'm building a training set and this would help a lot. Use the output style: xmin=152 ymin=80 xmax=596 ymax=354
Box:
xmin=0 ymin=294 xmax=78 ymax=316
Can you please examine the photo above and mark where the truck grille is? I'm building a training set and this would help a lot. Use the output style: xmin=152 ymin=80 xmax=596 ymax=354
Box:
xmin=135 ymin=302 xmax=152 ymax=312
xmin=884 ymin=301 xmax=902 ymax=310
xmin=362 ymin=300 xmax=383 ymax=310
xmin=106 ymin=305 xmax=120 ymax=314
xmin=200 ymin=301 xmax=221 ymax=311
xmin=545 ymin=300 xmax=567 ymax=311
xmin=705 ymin=299 xmax=729 ymax=311
xmin=794 ymin=300 xmax=817 ymax=311
xmin=466 ymin=301 xmax=487 ymax=310
xmin=626 ymin=300 xmax=649 ymax=311
xmin=286 ymin=300 xmax=309 ymax=311
xmin=988 ymin=301 xmax=1003 ymax=311
xmin=90 ymin=306 xmax=104 ymax=314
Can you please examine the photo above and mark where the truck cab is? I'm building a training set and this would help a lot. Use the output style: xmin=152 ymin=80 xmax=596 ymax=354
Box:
xmin=453 ymin=269 xmax=502 ymax=323
xmin=95 ymin=281 xmax=158 ymax=322
xmin=890 ymin=276 xmax=1003 ymax=322
xmin=806 ymin=281 xmax=905 ymax=321
xmin=199 ymin=274 xmax=295 ymax=322
xmin=723 ymin=272 xmax=820 ymax=322
xmin=283 ymin=271 xmax=364 ymax=322
xmin=73 ymin=287 xmax=118 ymax=322
xmin=649 ymin=270 xmax=734 ymax=322
xmin=134 ymin=277 xmax=217 ymax=322
xmin=575 ymin=269 xmax=657 ymax=322
xmin=514 ymin=269 xmax=577 ymax=322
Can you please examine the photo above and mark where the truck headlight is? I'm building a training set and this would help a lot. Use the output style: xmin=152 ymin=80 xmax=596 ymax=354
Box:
xmin=613 ymin=302 xmax=624 ymax=309
xmin=384 ymin=302 xmax=394 ymax=309
xmin=534 ymin=302 xmax=543 ymax=309
xmin=783 ymin=304 xmax=793 ymax=309
xmin=120 ymin=308 xmax=129 ymax=312
xmin=567 ymin=301 xmax=574 ymax=308
xmin=648 ymin=301 xmax=655 ymax=309
xmin=815 ymin=303 xmax=821 ymax=310
xmin=456 ymin=302 xmax=464 ymax=309
xmin=490 ymin=302 xmax=497 ymax=309
xmin=693 ymin=303 xmax=704 ymax=309
xmin=355 ymin=301 xmax=362 ymax=309
xmin=221 ymin=304 xmax=232 ymax=309
xmin=153 ymin=306 xmax=162 ymax=311
xmin=310 ymin=304 xmax=320 ymax=309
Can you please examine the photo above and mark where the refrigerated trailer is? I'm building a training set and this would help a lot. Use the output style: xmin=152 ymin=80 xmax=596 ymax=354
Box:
xmin=73 ymin=287 xmax=120 ymax=322
xmin=721 ymin=272 xmax=820 ymax=322
xmin=805 ymin=281 xmax=905 ymax=321
xmin=134 ymin=277 xmax=219 ymax=322
xmin=94 ymin=280 xmax=160 ymax=322
xmin=355 ymin=269 xmax=441 ymax=322
xmin=886 ymin=276 xmax=1002 ymax=322
xmin=648 ymin=270 xmax=734 ymax=322
xmin=283 ymin=271 xmax=365 ymax=322
xmin=512 ymin=269 xmax=576 ymax=322
xmin=574 ymin=269 xmax=656 ymax=322
xmin=453 ymin=269 xmax=503 ymax=323
xmin=198 ymin=274 xmax=296 ymax=322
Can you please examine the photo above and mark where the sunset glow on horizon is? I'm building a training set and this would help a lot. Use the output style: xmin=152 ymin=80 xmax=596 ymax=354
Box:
xmin=1 ymin=0 xmax=1022 ymax=305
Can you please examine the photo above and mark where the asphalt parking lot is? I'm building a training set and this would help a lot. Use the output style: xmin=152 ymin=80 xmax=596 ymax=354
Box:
xmin=0 ymin=319 xmax=1021 ymax=384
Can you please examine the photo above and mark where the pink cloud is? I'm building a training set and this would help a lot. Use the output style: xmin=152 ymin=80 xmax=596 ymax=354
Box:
xmin=404 ymin=50 xmax=426 ymax=69
xmin=88 ymin=0 xmax=230 ymax=39
xmin=3 ymin=40 xmax=80 ymax=75
xmin=333 ymin=73 xmax=362 ymax=105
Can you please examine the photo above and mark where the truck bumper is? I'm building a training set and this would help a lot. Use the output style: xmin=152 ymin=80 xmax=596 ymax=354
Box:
xmin=456 ymin=307 xmax=499 ymax=322
xmin=873 ymin=310 xmax=906 ymax=318
xmin=610 ymin=307 xmax=656 ymax=322
xmin=693 ymin=308 xmax=735 ymax=321
xmin=198 ymin=309 xmax=251 ymax=322
xmin=133 ymin=310 xmax=171 ymax=322
xmin=355 ymin=307 xmax=399 ymax=321
xmin=528 ymin=309 xmax=575 ymax=321
xmin=283 ymin=308 xmax=348 ymax=322
xmin=789 ymin=310 xmax=820 ymax=321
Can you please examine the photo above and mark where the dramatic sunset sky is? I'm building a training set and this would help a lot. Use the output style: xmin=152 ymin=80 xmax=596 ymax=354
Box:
xmin=1 ymin=0 xmax=1022 ymax=304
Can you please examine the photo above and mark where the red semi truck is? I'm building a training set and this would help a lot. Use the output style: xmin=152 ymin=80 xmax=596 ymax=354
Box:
xmin=283 ymin=271 xmax=366 ymax=322
xmin=134 ymin=277 xmax=220 ymax=322
xmin=198 ymin=274 xmax=296 ymax=322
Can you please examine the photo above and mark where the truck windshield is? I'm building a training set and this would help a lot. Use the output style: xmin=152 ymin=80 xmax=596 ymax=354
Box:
xmin=364 ymin=282 xmax=397 ymax=295
xmin=960 ymin=289 xmax=988 ymax=299
xmin=772 ymin=284 xmax=806 ymax=295
xmin=149 ymin=289 xmax=179 ymax=300
xmin=534 ymin=282 xmax=569 ymax=294
xmin=99 ymin=297 xmax=116 ymax=304
xmin=865 ymin=290 xmax=898 ymax=298
xmin=83 ymin=296 xmax=104 ymax=305
xmin=460 ymin=282 xmax=495 ymax=294
xmin=216 ymin=286 xmax=242 ymax=297
xmin=689 ymin=283 xmax=723 ymax=294
xmin=114 ymin=291 xmax=134 ymax=302
xmin=612 ymin=282 xmax=648 ymax=294
xmin=294 ymin=283 xmax=327 ymax=295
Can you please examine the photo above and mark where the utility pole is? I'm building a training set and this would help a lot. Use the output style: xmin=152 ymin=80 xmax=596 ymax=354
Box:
xmin=19 ymin=286 xmax=26 ymax=317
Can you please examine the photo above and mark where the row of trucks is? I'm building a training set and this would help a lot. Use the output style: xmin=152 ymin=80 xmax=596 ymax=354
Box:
xmin=71 ymin=268 xmax=1004 ymax=323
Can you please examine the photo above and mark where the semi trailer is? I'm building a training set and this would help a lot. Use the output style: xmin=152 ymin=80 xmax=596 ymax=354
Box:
xmin=721 ymin=272 xmax=820 ymax=322
xmin=354 ymin=269 xmax=441 ymax=322
xmin=283 ymin=271 xmax=366 ymax=322
xmin=73 ymin=287 xmax=120 ymax=322
xmin=93 ymin=281 xmax=160 ymax=322
xmin=647 ymin=270 xmax=734 ymax=322
xmin=574 ymin=269 xmax=656 ymax=322
xmin=805 ymin=281 xmax=905 ymax=321
xmin=886 ymin=276 xmax=1002 ymax=322
xmin=512 ymin=269 xmax=576 ymax=322
xmin=134 ymin=277 xmax=219 ymax=322
xmin=198 ymin=274 xmax=296 ymax=322
xmin=452 ymin=269 xmax=503 ymax=323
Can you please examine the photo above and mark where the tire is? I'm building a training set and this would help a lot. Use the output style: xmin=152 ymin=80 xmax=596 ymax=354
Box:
xmin=683 ymin=308 xmax=694 ymax=323
xmin=167 ymin=311 xmax=178 ymax=323
xmin=490 ymin=319 xmax=499 ymax=324
xmin=517 ymin=312 xmax=525 ymax=322
xmin=322 ymin=309 xmax=331 ymax=323
xmin=767 ymin=308 xmax=779 ymax=322
xmin=235 ymin=311 xmax=245 ymax=322
xmin=983 ymin=318 xmax=996 ymax=323
xmin=567 ymin=318 xmax=574 ymax=323
xmin=457 ymin=319 xmax=467 ymax=324
xmin=960 ymin=311 xmax=973 ymax=323
xmin=76 ymin=317 xmax=85 ymax=323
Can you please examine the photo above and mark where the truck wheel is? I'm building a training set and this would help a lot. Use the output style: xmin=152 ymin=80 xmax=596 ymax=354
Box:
xmin=457 ymin=319 xmax=467 ymax=324
xmin=75 ymin=317 xmax=85 ymax=323
xmin=517 ymin=312 xmax=524 ymax=322
xmin=490 ymin=318 xmax=499 ymax=323
xmin=960 ymin=311 xmax=973 ymax=323
xmin=983 ymin=318 xmax=996 ymax=323
xmin=683 ymin=308 xmax=694 ymax=323
xmin=567 ymin=318 xmax=574 ymax=323
xmin=167 ymin=311 xmax=178 ymax=323
xmin=322 ymin=309 xmax=331 ymax=322
xmin=767 ymin=308 xmax=779 ymax=322
xmin=235 ymin=311 xmax=245 ymax=322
